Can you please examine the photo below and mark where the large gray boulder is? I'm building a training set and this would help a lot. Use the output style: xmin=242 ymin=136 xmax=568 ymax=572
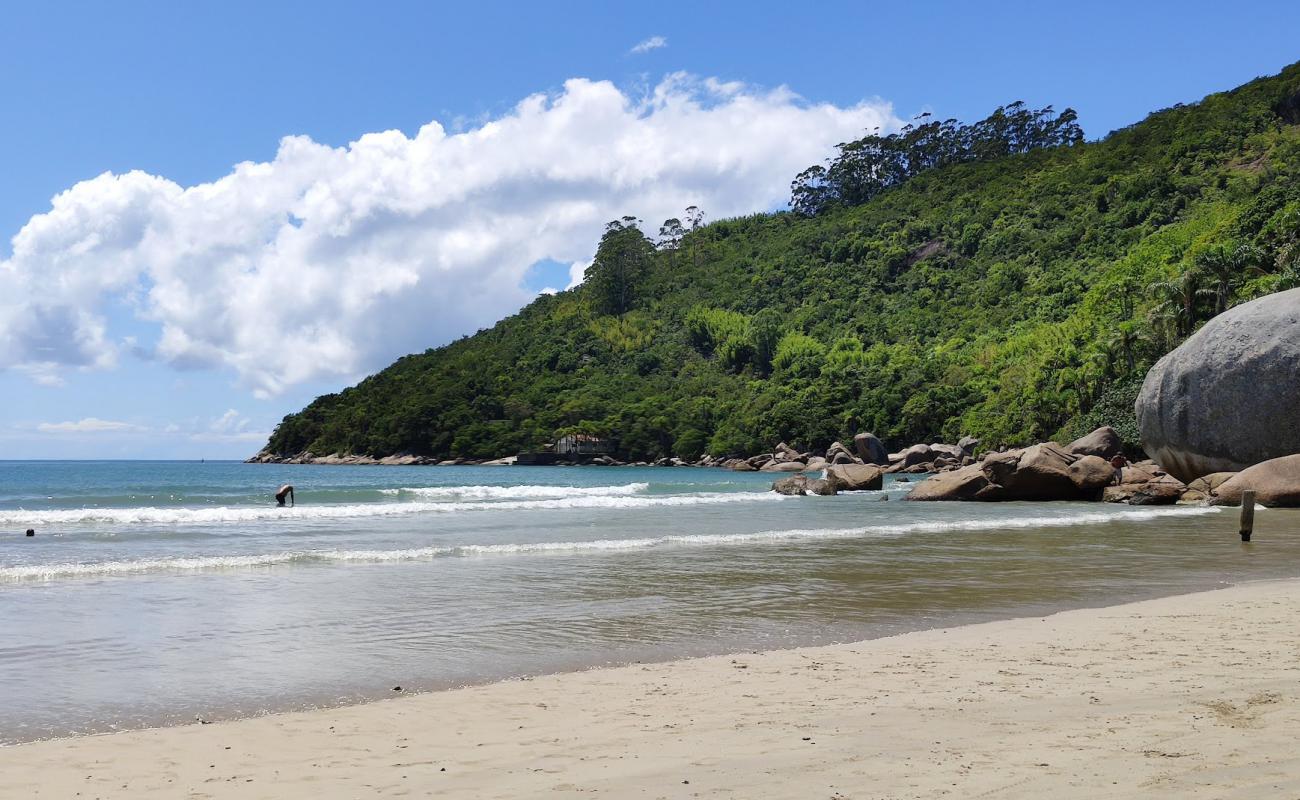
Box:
xmin=1136 ymin=288 xmax=1300 ymax=482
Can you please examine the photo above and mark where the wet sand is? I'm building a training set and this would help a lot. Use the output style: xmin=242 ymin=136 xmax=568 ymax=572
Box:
xmin=3 ymin=578 xmax=1299 ymax=799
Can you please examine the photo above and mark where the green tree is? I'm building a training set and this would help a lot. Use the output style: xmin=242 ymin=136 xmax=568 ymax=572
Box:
xmin=1195 ymin=242 xmax=1258 ymax=316
xmin=584 ymin=217 xmax=655 ymax=315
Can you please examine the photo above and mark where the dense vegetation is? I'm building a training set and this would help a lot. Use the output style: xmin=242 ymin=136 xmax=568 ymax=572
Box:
xmin=263 ymin=63 xmax=1300 ymax=462
xmin=791 ymin=102 xmax=1084 ymax=215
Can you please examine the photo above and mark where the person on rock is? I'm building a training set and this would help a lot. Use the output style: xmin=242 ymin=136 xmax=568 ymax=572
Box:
xmin=1109 ymin=454 xmax=1128 ymax=485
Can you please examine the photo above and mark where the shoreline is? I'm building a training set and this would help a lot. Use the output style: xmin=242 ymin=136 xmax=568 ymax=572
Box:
xmin=4 ymin=578 xmax=1299 ymax=797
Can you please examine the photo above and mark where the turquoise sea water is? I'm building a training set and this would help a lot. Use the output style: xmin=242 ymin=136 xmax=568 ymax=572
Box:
xmin=1 ymin=460 xmax=1296 ymax=744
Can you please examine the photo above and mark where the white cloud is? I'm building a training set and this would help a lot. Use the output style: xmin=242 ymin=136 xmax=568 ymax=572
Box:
xmin=37 ymin=417 xmax=143 ymax=433
xmin=209 ymin=408 xmax=248 ymax=434
xmin=630 ymin=36 xmax=668 ymax=54
xmin=0 ymin=74 xmax=898 ymax=396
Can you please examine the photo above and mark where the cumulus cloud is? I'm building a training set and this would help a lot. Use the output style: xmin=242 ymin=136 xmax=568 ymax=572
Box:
xmin=0 ymin=74 xmax=898 ymax=396
xmin=31 ymin=410 xmax=266 ymax=443
xmin=630 ymin=36 xmax=668 ymax=54
xmin=37 ymin=417 xmax=143 ymax=433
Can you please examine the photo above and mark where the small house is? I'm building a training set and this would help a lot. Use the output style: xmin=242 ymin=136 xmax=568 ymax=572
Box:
xmin=553 ymin=434 xmax=614 ymax=457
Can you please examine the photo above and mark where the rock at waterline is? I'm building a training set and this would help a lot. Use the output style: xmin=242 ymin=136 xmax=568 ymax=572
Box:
xmin=1067 ymin=455 xmax=1115 ymax=492
xmin=771 ymin=476 xmax=808 ymax=496
xmin=1210 ymin=454 xmax=1300 ymax=507
xmin=904 ymin=465 xmax=988 ymax=500
xmin=805 ymin=478 xmax=838 ymax=496
xmin=907 ymin=429 xmax=1121 ymax=501
xmin=1136 ymin=287 xmax=1300 ymax=482
xmin=825 ymin=464 xmax=884 ymax=492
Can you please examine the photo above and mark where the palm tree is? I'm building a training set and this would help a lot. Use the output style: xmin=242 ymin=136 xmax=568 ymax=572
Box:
xmin=1195 ymin=243 xmax=1258 ymax=316
xmin=1147 ymin=268 xmax=1202 ymax=340
xmin=1104 ymin=321 xmax=1140 ymax=374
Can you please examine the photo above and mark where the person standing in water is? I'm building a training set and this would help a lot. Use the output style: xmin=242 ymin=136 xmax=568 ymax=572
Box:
xmin=275 ymin=484 xmax=295 ymax=507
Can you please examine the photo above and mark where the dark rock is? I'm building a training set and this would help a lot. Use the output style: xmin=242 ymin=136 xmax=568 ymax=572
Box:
xmin=1103 ymin=485 xmax=1137 ymax=503
xmin=825 ymin=441 xmax=860 ymax=464
xmin=1129 ymin=478 xmax=1185 ymax=505
xmin=1136 ymin=287 xmax=1300 ymax=482
xmin=805 ymin=478 xmax=838 ymax=496
xmin=1210 ymin=454 xmax=1300 ymax=507
xmin=825 ymin=464 xmax=884 ymax=491
xmin=1065 ymin=426 xmax=1123 ymax=460
xmin=957 ymin=436 xmax=981 ymax=456
xmin=852 ymin=433 xmax=889 ymax=466
xmin=772 ymin=476 xmax=808 ymax=496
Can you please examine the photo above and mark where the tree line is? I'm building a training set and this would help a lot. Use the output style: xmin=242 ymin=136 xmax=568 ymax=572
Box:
xmin=791 ymin=102 xmax=1084 ymax=216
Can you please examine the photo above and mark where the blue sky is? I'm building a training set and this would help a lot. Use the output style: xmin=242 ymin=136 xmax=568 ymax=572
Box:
xmin=2 ymin=0 xmax=1298 ymax=459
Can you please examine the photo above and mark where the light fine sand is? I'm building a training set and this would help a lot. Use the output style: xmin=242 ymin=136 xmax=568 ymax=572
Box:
xmin=4 ymin=580 xmax=1300 ymax=799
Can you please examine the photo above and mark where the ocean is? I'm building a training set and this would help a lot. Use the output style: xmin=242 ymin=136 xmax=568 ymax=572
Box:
xmin=1 ymin=460 xmax=1295 ymax=744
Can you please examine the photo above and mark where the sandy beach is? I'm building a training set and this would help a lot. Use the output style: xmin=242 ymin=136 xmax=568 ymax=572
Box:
xmin=4 ymin=578 xmax=1299 ymax=799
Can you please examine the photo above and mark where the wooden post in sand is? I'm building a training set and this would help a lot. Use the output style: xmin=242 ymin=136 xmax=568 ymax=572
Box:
xmin=1239 ymin=490 xmax=1256 ymax=542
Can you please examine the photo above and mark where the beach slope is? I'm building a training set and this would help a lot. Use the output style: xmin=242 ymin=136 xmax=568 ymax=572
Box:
xmin=4 ymin=580 xmax=1299 ymax=798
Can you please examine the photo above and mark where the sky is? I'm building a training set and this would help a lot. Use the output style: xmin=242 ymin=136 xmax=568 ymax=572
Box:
xmin=2 ymin=0 xmax=1298 ymax=459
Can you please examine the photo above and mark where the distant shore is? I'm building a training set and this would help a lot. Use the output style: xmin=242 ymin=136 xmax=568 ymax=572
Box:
xmin=4 ymin=578 xmax=1299 ymax=798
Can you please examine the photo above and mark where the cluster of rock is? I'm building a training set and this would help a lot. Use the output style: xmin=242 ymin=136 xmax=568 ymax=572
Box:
xmin=756 ymin=434 xmax=983 ymax=496
xmin=907 ymin=427 xmax=1121 ymax=501
xmin=903 ymin=425 xmax=1300 ymax=507
xmin=246 ymin=451 xmax=517 ymax=466
xmin=1099 ymin=454 xmax=1300 ymax=507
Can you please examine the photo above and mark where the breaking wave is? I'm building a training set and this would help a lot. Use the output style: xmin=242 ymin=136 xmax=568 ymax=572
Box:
xmin=0 ymin=505 xmax=1221 ymax=582
xmin=0 ymin=491 xmax=776 ymax=527
xmin=377 ymin=483 xmax=649 ymax=500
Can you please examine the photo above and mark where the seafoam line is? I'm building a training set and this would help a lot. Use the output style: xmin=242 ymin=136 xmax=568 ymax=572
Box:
xmin=0 ymin=505 xmax=1222 ymax=582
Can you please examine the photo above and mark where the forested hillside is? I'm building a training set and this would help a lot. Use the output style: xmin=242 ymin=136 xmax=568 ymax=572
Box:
xmin=261 ymin=63 xmax=1300 ymax=462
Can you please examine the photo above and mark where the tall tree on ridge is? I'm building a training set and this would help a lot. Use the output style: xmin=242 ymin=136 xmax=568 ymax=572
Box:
xmin=585 ymin=217 xmax=655 ymax=316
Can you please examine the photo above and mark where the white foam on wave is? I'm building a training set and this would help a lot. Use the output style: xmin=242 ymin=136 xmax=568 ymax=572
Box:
xmin=0 ymin=504 xmax=1222 ymax=582
xmin=377 ymin=483 xmax=649 ymax=500
xmin=0 ymin=491 xmax=777 ymax=527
